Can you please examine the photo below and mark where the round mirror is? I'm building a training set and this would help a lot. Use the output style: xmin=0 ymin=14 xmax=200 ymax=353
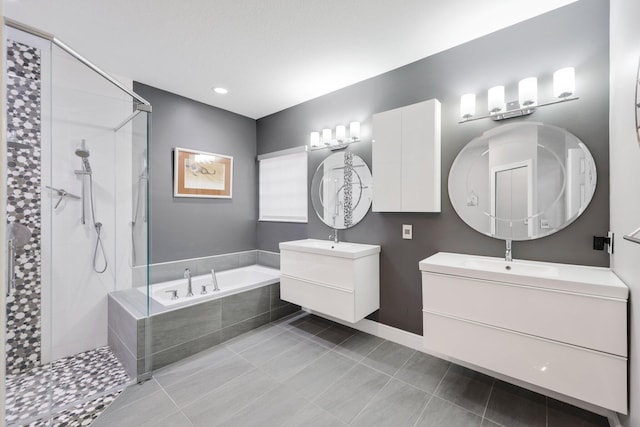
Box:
xmin=311 ymin=152 xmax=373 ymax=229
xmin=449 ymin=122 xmax=596 ymax=241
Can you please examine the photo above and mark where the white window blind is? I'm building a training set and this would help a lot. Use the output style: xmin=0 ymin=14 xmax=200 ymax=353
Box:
xmin=259 ymin=150 xmax=308 ymax=222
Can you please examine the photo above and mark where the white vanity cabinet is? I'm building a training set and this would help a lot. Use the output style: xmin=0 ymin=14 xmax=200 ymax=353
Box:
xmin=279 ymin=239 xmax=380 ymax=323
xmin=420 ymin=252 xmax=628 ymax=414
xmin=372 ymin=98 xmax=441 ymax=212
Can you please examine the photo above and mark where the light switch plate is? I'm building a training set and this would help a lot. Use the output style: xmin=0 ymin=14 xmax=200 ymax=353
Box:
xmin=402 ymin=224 xmax=413 ymax=240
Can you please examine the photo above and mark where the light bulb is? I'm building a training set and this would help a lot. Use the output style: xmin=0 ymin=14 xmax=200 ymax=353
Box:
xmin=336 ymin=125 xmax=346 ymax=143
xmin=310 ymin=132 xmax=320 ymax=148
xmin=554 ymin=67 xmax=575 ymax=98
xmin=322 ymin=128 xmax=332 ymax=146
xmin=460 ymin=93 xmax=476 ymax=119
xmin=518 ymin=77 xmax=538 ymax=107
xmin=349 ymin=121 xmax=360 ymax=141
xmin=488 ymin=86 xmax=505 ymax=113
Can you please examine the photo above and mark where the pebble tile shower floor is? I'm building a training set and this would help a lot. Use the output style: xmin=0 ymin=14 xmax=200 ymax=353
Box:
xmin=5 ymin=346 xmax=131 ymax=427
xmin=92 ymin=311 xmax=610 ymax=427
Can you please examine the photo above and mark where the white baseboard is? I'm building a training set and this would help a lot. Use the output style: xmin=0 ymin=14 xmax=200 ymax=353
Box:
xmin=306 ymin=309 xmax=624 ymax=427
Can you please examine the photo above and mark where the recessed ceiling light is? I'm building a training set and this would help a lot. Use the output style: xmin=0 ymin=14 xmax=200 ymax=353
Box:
xmin=213 ymin=87 xmax=228 ymax=94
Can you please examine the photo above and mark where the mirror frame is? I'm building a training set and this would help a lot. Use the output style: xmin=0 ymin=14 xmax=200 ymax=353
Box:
xmin=448 ymin=121 xmax=597 ymax=241
xmin=310 ymin=152 xmax=373 ymax=230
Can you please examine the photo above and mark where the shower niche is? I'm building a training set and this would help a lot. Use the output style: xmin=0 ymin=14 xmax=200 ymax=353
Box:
xmin=4 ymin=21 xmax=151 ymax=426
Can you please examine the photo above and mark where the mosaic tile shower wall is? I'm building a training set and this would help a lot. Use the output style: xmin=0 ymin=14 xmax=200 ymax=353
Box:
xmin=5 ymin=40 xmax=43 ymax=374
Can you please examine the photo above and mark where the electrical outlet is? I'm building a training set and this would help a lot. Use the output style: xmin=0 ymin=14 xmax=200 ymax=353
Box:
xmin=402 ymin=224 xmax=413 ymax=240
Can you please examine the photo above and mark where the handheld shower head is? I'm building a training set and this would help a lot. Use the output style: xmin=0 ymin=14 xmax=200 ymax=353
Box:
xmin=75 ymin=140 xmax=92 ymax=173
xmin=75 ymin=140 xmax=90 ymax=158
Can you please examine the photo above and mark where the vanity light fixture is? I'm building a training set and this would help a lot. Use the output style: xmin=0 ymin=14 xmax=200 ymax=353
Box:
xmin=309 ymin=121 xmax=361 ymax=150
xmin=459 ymin=67 xmax=578 ymax=123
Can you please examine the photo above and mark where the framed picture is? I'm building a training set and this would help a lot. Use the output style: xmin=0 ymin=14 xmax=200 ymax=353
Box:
xmin=174 ymin=147 xmax=233 ymax=198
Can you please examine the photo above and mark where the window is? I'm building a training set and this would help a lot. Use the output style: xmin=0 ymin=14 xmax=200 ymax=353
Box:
xmin=258 ymin=148 xmax=308 ymax=222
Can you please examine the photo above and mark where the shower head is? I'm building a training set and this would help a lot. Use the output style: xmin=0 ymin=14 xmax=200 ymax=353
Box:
xmin=75 ymin=140 xmax=90 ymax=158
xmin=75 ymin=140 xmax=92 ymax=173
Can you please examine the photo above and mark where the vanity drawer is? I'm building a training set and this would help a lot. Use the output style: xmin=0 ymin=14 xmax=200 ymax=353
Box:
xmin=280 ymin=274 xmax=357 ymax=322
xmin=423 ymin=311 xmax=627 ymax=414
xmin=422 ymin=272 xmax=627 ymax=356
xmin=281 ymin=250 xmax=358 ymax=290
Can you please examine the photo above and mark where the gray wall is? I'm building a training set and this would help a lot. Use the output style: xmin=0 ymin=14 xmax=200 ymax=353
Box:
xmin=256 ymin=0 xmax=610 ymax=334
xmin=133 ymin=83 xmax=257 ymax=264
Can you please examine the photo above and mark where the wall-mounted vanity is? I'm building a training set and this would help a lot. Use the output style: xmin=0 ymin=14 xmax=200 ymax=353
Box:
xmin=280 ymin=152 xmax=380 ymax=323
xmin=420 ymin=252 xmax=628 ymax=413
xmin=280 ymin=239 xmax=380 ymax=323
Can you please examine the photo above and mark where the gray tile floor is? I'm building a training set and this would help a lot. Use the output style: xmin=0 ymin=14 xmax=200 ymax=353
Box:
xmin=92 ymin=312 xmax=610 ymax=427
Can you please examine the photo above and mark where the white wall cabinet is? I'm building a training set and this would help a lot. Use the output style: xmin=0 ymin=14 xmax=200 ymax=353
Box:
xmin=372 ymin=99 xmax=441 ymax=212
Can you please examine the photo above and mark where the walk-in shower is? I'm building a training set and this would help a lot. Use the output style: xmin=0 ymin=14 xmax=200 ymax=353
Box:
xmin=3 ymin=18 xmax=151 ymax=426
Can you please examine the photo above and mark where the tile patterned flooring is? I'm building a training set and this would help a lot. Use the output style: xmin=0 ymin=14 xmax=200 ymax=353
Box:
xmin=5 ymin=346 xmax=131 ymax=427
xmin=93 ymin=312 xmax=610 ymax=427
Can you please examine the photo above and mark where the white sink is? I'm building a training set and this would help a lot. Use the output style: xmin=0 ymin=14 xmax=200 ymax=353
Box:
xmin=279 ymin=239 xmax=380 ymax=259
xmin=463 ymin=257 xmax=559 ymax=278
xmin=419 ymin=252 xmax=628 ymax=299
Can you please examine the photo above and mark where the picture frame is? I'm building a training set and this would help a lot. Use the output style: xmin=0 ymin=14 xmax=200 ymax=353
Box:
xmin=173 ymin=147 xmax=233 ymax=198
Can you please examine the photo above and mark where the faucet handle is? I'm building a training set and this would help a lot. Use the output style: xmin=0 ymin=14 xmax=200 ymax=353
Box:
xmin=165 ymin=289 xmax=179 ymax=300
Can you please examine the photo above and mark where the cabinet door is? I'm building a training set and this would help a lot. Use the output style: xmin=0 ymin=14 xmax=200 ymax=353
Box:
xmin=372 ymin=99 xmax=441 ymax=212
xmin=372 ymin=108 xmax=402 ymax=211
xmin=402 ymin=100 xmax=441 ymax=212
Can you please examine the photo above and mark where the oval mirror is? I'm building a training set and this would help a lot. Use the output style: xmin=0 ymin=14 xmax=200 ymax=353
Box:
xmin=311 ymin=152 xmax=373 ymax=229
xmin=449 ymin=122 xmax=596 ymax=241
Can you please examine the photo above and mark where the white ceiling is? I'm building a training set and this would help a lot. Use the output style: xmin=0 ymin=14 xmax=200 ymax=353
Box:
xmin=4 ymin=0 xmax=577 ymax=119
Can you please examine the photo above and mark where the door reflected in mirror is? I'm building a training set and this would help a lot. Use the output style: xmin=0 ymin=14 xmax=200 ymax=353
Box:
xmin=449 ymin=122 xmax=596 ymax=241
xmin=311 ymin=152 xmax=373 ymax=230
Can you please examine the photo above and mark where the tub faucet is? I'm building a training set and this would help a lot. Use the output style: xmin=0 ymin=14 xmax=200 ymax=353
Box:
xmin=211 ymin=269 xmax=220 ymax=292
xmin=505 ymin=239 xmax=512 ymax=262
xmin=184 ymin=268 xmax=193 ymax=297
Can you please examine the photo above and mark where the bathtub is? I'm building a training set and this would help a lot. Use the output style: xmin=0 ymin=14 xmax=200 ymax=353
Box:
xmin=138 ymin=264 xmax=280 ymax=308
xmin=110 ymin=261 xmax=299 ymax=379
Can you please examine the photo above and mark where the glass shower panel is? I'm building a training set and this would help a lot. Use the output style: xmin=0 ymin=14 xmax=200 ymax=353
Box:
xmin=4 ymin=23 xmax=150 ymax=426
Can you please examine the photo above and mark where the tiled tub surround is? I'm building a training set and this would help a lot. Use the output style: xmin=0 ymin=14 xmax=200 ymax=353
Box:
xmin=109 ymin=260 xmax=297 ymax=380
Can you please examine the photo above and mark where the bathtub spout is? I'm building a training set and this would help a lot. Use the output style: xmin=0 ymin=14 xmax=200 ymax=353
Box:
xmin=211 ymin=269 xmax=220 ymax=292
xmin=184 ymin=268 xmax=193 ymax=297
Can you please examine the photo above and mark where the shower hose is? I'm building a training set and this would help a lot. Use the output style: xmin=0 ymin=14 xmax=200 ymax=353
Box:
xmin=88 ymin=174 xmax=108 ymax=273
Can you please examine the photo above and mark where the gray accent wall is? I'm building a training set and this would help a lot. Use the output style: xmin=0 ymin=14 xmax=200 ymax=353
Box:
xmin=133 ymin=83 xmax=257 ymax=264
xmin=256 ymin=0 xmax=610 ymax=334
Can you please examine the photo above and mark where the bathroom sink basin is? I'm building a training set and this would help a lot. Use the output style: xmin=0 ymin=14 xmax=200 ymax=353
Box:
xmin=279 ymin=239 xmax=380 ymax=259
xmin=463 ymin=257 xmax=559 ymax=277
xmin=419 ymin=252 xmax=628 ymax=299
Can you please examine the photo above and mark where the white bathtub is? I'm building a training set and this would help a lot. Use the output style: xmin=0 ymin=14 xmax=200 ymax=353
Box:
xmin=139 ymin=265 xmax=280 ymax=307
